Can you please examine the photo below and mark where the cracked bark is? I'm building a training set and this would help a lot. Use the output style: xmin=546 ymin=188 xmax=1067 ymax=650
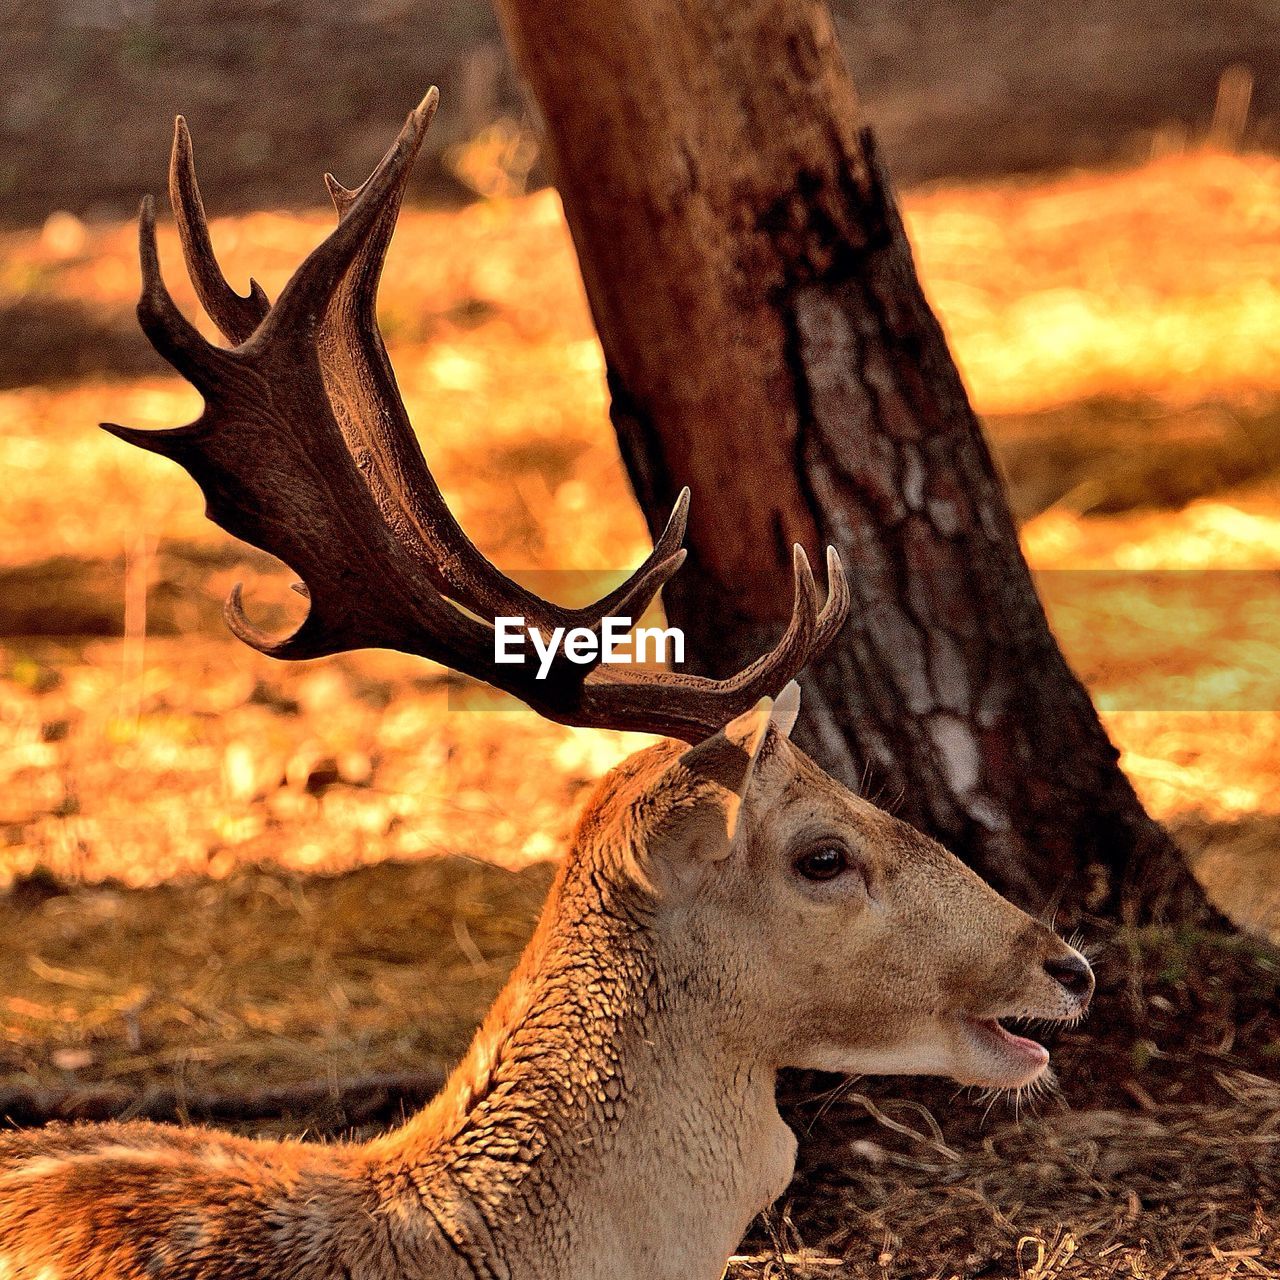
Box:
xmin=492 ymin=0 xmax=1215 ymax=924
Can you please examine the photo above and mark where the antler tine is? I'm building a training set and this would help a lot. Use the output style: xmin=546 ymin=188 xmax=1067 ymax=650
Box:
xmin=811 ymin=545 xmax=850 ymax=652
xmin=169 ymin=117 xmax=270 ymax=345
xmin=261 ymin=88 xmax=439 ymax=339
xmin=699 ymin=545 xmax=848 ymax=711
xmin=546 ymin=486 xmax=691 ymax=629
xmin=133 ymin=195 xmax=235 ymax=392
xmin=222 ymin=582 xmax=281 ymax=653
xmin=572 ymin=545 xmax=848 ymax=742
xmin=717 ymin=544 xmax=820 ymax=694
xmin=573 ymin=487 xmax=686 ymax=623
xmin=324 ymin=107 xmax=403 ymax=221
xmin=324 ymin=172 xmax=360 ymax=219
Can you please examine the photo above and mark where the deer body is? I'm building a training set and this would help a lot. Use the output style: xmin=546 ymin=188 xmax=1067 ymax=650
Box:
xmin=0 ymin=92 xmax=1095 ymax=1278
xmin=0 ymin=743 xmax=802 ymax=1280
xmin=0 ymin=919 xmax=787 ymax=1280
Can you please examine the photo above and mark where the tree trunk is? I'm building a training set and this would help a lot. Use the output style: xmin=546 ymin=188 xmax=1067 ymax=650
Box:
xmin=491 ymin=0 xmax=1214 ymax=925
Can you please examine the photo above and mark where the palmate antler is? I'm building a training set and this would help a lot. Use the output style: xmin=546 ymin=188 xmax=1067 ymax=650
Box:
xmin=105 ymin=89 xmax=849 ymax=742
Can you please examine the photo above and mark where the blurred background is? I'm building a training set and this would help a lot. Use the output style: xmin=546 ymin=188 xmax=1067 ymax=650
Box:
xmin=0 ymin=0 xmax=1278 ymax=1180
xmin=4 ymin=0 xmax=1279 ymax=221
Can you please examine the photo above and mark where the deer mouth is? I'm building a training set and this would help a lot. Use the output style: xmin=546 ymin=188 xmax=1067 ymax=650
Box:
xmin=958 ymin=1015 xmax=1051 ymax=1086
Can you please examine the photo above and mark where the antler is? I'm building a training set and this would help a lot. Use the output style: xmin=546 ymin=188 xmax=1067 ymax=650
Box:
xmin=103 ymin=89 xmax=849 ymax=742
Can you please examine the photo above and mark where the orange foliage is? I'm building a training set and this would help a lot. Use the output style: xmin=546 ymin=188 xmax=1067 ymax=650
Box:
xmin=2 ymin=149 xmax=1279 ymax=886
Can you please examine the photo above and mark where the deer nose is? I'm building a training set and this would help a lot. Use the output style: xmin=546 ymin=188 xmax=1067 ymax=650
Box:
xmin=1044 ymin=951 xmax=1094 ymax=1002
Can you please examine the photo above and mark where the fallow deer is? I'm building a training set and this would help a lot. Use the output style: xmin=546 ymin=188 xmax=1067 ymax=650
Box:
xmin=0 ymin=91 xmax=1094 ymax=1280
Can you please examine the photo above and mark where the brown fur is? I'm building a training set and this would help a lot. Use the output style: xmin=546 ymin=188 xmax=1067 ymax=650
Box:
xmin=0 ymin=708 xmax=1091 ymax=1280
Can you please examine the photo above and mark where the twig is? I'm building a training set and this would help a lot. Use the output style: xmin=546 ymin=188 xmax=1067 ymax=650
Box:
xmin=841 ymin=1091 xmax=961 ymax=1163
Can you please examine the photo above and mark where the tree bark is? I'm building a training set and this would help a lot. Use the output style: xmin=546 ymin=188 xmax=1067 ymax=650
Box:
xmin=491 ymin=0 xmax=1214 ymax=924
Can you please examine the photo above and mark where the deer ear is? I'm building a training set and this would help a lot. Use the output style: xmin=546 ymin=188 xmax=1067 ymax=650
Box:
xmin=651 ymin=681 xmax=802 ymax=868
xmin=769 ymin=678 xmax=801 ymax=739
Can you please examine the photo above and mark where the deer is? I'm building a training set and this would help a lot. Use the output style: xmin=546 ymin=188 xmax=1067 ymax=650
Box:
xmin=0 ymin=90 xmax=1095 ymax=1280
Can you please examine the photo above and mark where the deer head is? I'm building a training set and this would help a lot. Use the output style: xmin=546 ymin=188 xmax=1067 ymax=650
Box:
xmin=571 ymin=690 xmax=1093 ymax=1094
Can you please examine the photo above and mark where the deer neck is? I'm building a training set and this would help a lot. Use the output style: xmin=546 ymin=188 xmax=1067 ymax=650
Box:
xmin=377 ymin=869 xmax=796 ymax=1280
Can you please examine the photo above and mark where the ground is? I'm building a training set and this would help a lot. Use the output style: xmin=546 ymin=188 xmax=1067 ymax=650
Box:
xmin=1 ymin=144 xmax=1279 ymax=1276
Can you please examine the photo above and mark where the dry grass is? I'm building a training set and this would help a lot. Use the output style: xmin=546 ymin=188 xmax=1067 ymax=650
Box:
xmin=0 ymin=859 xmax=549 ymax=1103
xmin=737 ymin=1077 xmax=1280 ymax=1278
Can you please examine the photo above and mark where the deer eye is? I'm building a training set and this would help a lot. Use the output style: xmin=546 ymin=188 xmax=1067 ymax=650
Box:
xmin=794 ymin=844 xmax=851 ymax=882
